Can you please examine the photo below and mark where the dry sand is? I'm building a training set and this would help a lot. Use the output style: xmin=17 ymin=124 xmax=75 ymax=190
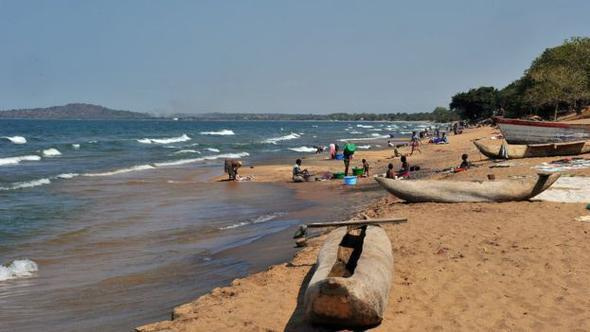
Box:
xmin=138 ymin=125 xmax=590 ymax=332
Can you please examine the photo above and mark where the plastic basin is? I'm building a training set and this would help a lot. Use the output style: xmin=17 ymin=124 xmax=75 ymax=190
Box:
xmin=343 ymin=176 xmax=357 ymax=185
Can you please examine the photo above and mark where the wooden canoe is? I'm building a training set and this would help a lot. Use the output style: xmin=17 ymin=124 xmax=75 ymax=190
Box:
xmin=496 ymin=117 xmax=590 ymax=144
xmin=304 ymin=225 xmax=393 ymax=328
xmin=473 ymin=139 xmax=590 ymax=159
xmin=374 ymin=173 xmax=560 ymax=203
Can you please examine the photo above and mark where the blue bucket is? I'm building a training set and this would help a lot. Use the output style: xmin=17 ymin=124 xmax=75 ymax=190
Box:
xmin=335 ymin=153 xmax=344 ymax=160
xmin=343 ymin=176 xmax=357 ymax=185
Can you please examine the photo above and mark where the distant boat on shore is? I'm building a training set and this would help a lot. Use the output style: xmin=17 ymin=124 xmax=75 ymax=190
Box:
xmin=375 ymin=173 xmax=560 ymax=203
xmin=496 ymin=117 xmax=590 ymax=144
xmin=473 ymin=139 xmax=590 ymax=159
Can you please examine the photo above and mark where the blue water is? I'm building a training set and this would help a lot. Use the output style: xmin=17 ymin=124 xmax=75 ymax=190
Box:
xmin=0 ymin=119 xmax=427 ymax=331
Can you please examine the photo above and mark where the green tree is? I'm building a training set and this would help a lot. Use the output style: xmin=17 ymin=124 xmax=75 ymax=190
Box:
xmin=449 ymin=87 xmax=499 ymax=122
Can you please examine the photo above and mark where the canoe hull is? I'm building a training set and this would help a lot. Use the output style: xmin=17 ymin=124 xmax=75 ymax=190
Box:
xmin=474 ymin=140 xmax=590 ymax=159
xmin=496 ymin=117 xmax=590 ymax=144
xmin=304 ymin=226 xmax=393 ymax=328
xmin=375 ymin=173 xmax=560 ymax=203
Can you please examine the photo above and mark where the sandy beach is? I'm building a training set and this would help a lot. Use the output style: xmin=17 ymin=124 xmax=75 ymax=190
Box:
xmin=138 ymin=124 xmax=590 ymax=331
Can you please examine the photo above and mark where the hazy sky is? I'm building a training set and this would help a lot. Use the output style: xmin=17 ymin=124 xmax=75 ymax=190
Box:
xmin=1 ymin=1 xmax=589 ymax=114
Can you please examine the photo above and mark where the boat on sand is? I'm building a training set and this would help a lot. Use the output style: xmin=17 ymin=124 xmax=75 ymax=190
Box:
xmin=473 ymin=139 xmax=590 ymax=159
xmin=496 ymin=117 xmax=590 ymax=144
xmin=304 ymin=225 xmax=393 ymax=328
xmin=375 ymin=173 xmax=560 ymax=203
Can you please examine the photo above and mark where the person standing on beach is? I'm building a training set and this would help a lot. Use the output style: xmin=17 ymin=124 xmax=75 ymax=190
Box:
xmin=362 ymin=159 xmax=370 ymax=177
xmin=343 ymin=143 xmax=355 ymax=176
xmin=410 ymin=131 xmax=421 ymax=155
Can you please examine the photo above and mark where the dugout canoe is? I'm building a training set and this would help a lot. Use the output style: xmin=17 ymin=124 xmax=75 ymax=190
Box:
xmin=473 ymin=139 xmax=590 ymax=159
xmin=374 ymin=173 xmax=560 ymax=203
xmin=304 ymin=225 xmax=393 ymax=328
xmin=495 ymin=117 xmax=590 ymax=144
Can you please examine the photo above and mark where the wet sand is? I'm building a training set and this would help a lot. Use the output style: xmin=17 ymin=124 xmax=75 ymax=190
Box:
xmin=138 ymin=125 xmax=590 ymax=331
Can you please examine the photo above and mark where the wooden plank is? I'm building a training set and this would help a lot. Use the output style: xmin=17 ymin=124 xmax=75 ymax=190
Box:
xmin=306 ymin=218 xmax=407 ymax=228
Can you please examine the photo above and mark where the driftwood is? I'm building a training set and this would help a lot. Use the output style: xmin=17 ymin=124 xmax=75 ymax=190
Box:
xmin=375 ymin=173 xmax=560 ymax=203
xmin=306 ymin=218 xmax=407 ymax=228
xmin=473 ymin=139 xmax=590 ymax=159
xmin=304 ymin=225 xmax=393 ymax=328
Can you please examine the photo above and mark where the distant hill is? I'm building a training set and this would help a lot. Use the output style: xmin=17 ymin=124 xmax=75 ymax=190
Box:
xmin=0 ymin=103 xmax=153 ymax=120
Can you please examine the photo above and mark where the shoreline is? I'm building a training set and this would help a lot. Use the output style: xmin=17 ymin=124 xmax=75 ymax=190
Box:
xmin=138 ymin=125 xmax=590 ymax=331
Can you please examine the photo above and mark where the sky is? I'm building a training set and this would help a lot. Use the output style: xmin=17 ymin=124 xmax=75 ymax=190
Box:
xmin=1 ymin=1 xmax=589 ymax=115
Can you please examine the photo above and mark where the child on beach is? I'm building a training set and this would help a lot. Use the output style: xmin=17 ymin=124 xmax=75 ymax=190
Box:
xmin=459 ymin=153 xmax=470 ymax=169
xmin=386 ymin=163 xmax=395 ymax=179
xmin=362 ymin=159 xmax=370 ymax=177
xmin=397 ymin=155 xmax=410 ymax=178
xmin=410 ymin=131 xmax=421 ymax=155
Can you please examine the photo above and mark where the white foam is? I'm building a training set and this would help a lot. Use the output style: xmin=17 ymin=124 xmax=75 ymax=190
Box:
xmin=206 ymin=148 xmax=221 ymax=153
xmin=56 ymin=173 xmax=79 ymax=179
xmin=42 ymin=148 xmax=61 ymax=157
xmin=154 ymin=152 xmax=250 ymax=167
xmin=219 ymin=213 xmax=283 ymax=230
xmin=288 ymin=146 xmax=317 ymax=153
xmin=0 ymin=178 xmax=52 ymax=191
xmin=357 ymin=124 xmax=373 ymax=128
xmin=357 ymin=145 xmax=371 ymax=149
xmin=3 ymin=136 xmax=27 ymax=144
xmin=200 ymin=129 xmax=235 ymax=136
xmin=338 ymin=135 xmax=388 ymax=142
xmin=72 ymin=144 xmax=80 ymax=149
xmin=349 ymin=131 xmax=363 ymax=135
xmin=263 ymin=133 xmax=301 ymax=144
xmin=0 ymin=155 xmax=41 ymax=166
xmin=173 ymin=149 xmax=201 ymax=154
xmin=137 ymin=134 xmax=191 ymax=144
xmin=369 ymin=128 xmax=383 ymax=131
xmin=0 ymin=259 xmax=38 ymax=281
xmin=84 ymin=165 xmax=155 ymax=177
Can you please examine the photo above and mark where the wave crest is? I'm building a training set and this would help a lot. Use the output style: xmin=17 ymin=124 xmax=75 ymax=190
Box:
xmin=263 ymin=133 xmax=301 ymax=144
xmin=0 ymin=259 xmax=38 ymax=281
xmin=200 ymin=129 xmax=235 ymax=136
xmin=137 ymin=134 xmax=191 ymax=144
xmin=288 ymin=146 xmax=317 ymax=153
xmin=0 ymin=155 xmax=41 ymax=166
xmin=3 ymin=136 xmax=27 ymax=144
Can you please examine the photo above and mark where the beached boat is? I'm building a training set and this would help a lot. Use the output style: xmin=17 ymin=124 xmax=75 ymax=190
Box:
xmin=374 ymin=173 xmax=560 ymax=203
xmin=496 ymin=117 xmax=590 ymax=144
xmin=304 ymin=225 xmax=393 ymax=328
xmin=474 ymin=139 xmax=590 ymax=159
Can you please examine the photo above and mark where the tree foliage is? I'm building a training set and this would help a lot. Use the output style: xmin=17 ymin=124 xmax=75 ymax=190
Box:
xmin=449 ymin=87 xmax=499 ymax=122
xmin=452 ymin=37 xmax=590 ymax=120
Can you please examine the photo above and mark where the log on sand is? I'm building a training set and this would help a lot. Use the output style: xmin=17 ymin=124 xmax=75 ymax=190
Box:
xmin=304 ymin=225 xmax=393 ymax=328
xmin=473 ymin=139 xmax=590 ymax=159
xmin=375 ymin=172 xmax=560 ymax=203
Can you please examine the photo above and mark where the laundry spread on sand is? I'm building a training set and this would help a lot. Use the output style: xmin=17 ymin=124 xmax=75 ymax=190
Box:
xmin=533 ymin=177 xmax=590 ymax=203
xmin=534 ymin=158 xmax=590 ymax=172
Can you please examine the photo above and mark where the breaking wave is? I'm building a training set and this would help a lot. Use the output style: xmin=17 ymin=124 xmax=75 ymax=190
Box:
xmin=174 ymin=149 xmax=201 ymax=154
xmin=0 ymin=178 xmax=52 ymax=191
xmin=0 ymin=155 xmax=41 ymax=166
xmin=357 ymin=124 xmax=373 ymax=128
xmin=3 ymin=136 xmax=27 ymax=144
xmin=263 ymin=133 xmax=301 ymax=144
xmin=206 ymin=148 xmax=220 ymax=153
xmin=42 ymin=148 xmax=62 ymax=157
xmin=288 ymin=146 xmax=317 ymax=153
xmin=0 ymin=259 xmax=38 ymax=281
xmin=83 ymin=165 xmax=156 ymax=177
xmin=200 ymin=129 xmax=235 ymax=136
xmin=137 ymin=134 xmax=191 ymax=144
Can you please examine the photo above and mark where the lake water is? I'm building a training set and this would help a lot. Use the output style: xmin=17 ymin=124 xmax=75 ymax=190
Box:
xmin=0 ymin=119 xmax=428 ymax=331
